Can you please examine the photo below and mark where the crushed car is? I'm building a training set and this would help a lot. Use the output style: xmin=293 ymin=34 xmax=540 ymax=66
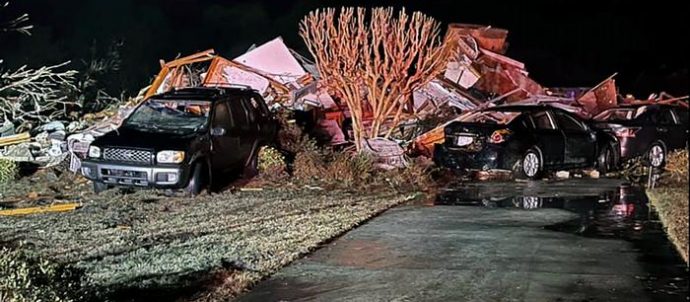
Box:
xmin=80 ymin=86 xmax=277 ymax=195
xmin=434 ymin=104 xmax=619 ymax=179
xmin=592 ymin=104 xmax=688 ymax=169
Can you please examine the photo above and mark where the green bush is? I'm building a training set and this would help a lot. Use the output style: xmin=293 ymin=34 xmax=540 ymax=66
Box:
xmin=0 ymin=159 xmax=17 ymax=184
xmin=0 ymin=245 xmax=94 ymax=302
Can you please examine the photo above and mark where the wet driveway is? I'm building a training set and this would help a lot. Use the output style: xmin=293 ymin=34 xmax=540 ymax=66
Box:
xmin=239 ymin=179 xmax=688 ymax=302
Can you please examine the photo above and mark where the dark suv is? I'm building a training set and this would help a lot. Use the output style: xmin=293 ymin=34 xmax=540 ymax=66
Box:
xmin=81 ymin=87 xmax=277 ymax=195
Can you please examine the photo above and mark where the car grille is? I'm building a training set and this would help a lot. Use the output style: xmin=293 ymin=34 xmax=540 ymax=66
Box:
xmin=103 ymin=148 xmax=153 ymax=163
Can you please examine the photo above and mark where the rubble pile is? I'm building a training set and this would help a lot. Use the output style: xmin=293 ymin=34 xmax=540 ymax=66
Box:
xmin=0 ymin=91 xmax=143 ymax=178
xmin=2 ymin=24 xmax=687 ymax=182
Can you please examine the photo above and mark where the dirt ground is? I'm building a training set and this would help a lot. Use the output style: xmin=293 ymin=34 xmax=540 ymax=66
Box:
xmin=0 ymin=169 xmax=416 ymax=301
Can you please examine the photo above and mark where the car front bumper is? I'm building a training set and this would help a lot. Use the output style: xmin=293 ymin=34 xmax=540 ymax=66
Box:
xmin=80 ymin=161 xmax=187 ymax=188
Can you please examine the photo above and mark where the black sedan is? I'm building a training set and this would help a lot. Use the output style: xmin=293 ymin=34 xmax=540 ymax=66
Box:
xmin=592 ymin=104 xmax=688 ymax=168
xmin=434 ymin=105 xmax=618 ymax=179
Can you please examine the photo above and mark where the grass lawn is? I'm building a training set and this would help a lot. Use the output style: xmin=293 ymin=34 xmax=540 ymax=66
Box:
xmin=1 ymin=187 xmax=415 ymax=301
xmin=647 ymin=187 xmax=689 ymax=264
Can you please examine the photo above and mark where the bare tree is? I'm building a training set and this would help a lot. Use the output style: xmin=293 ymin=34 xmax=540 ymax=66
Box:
xmin=0 ymin=1 xmax=78 ymax=130
xmin=300 ymin=7 xmax=452 ymax=150
xmin=0 ymin=1 xmax=32 ymax=35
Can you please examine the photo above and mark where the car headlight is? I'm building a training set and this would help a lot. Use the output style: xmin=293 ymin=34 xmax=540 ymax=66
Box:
xmin=156 ymin=150 xmax=185 ymax=164
xmin=88 ymin=146 xmax=101 ymax=158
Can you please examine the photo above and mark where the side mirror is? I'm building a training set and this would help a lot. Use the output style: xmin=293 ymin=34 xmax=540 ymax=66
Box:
xmin=210 ymin=127 xmax=226 ymax=136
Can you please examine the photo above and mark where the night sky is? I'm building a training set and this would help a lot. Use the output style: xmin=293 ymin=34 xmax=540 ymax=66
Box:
xmin=2 ymin=0 xmax=688 ymax=98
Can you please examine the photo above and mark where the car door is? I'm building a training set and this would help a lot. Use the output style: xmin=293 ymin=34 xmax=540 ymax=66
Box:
xmin=668 ymin=107 xmax=688 ymax=150
xmin=249 ymin=93 xmax=277 ymax=141
xmin=551 ymin=109 xmax=596 ymax=166
xmin=528 ymin=110 xmax=565 ymax=166
xmin=210 ymin=100 xmax=239 ymax=172
xmin=648 ymin=107 xmax=675 ymax=147
xmin=671 ymin=107 xmax=688 ymax=148
xmin=227 ymin=96 xmax=255 ymax=164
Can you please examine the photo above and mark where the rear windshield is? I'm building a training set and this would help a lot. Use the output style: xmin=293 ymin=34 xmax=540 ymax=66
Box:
xmin=593 ymin=107 xmax=644 ymax=121
xmin=461 ymin=110 xmax=521 ymax=124
xmin=123 ymin=99 xmax=211 ymax=134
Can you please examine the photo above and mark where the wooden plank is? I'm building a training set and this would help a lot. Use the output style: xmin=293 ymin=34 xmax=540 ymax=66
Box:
xmin=0 ymin=203 xmax=81 ymax=216
xmin=0 ymin=132 xmax=30 ymax=147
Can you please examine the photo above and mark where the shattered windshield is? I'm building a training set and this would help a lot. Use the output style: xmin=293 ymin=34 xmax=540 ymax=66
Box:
xmin=461 ymin=110 xmax=521 ymax=124
xmin=593 ymin=108 xmax=641 ymax=121
xmin=123 ymin=99 xmax=211 ymax=133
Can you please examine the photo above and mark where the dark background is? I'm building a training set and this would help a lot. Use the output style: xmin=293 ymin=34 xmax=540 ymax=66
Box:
xmin=1 ymin=0 xmax=688 ymax=98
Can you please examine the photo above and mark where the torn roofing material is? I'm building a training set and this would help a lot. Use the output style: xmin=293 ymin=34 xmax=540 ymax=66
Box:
xmin=234 ymin=37 xmax=309 ymax=85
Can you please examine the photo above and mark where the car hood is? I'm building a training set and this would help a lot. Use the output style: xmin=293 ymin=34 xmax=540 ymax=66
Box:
xmin=92 ymin=126 xmax=201 ymax=151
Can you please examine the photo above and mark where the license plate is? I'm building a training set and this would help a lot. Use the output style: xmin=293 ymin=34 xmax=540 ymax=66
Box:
xmin=455 ymin=136 xmax=474 ymax=146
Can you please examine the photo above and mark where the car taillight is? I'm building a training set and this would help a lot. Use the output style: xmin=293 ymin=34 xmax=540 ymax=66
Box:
xmin=614 ymin=127 xmax=640 ymax=138
xmin=488 ymin=129 xmax=510 ymax=144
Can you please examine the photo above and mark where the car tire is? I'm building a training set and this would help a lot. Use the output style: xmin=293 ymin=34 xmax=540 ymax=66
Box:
xmin=93 ymin=181 xmax=109 ymax=194
xmin=519 ymin=148 xmax=542 ymax=180
xmin=597 ymin=145 xmax=616 ymax=174
xmin=184 ymin=163 xmax=205 ymax=197
xmin=646 ymin=143 xmax=666 ymax=169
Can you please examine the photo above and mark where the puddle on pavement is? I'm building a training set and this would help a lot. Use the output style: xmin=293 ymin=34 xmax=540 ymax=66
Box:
xmin=435 ymin=181 xmax=689 ymax=300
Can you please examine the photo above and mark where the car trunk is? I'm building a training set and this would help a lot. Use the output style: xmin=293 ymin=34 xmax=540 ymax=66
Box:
xmin=445 ymin=122 xmax=507 ymax=153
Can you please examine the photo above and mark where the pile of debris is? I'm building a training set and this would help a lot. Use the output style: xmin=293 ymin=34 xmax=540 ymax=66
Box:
xmin=0 ymin=93 xmax=144 ymax=176
xmin=3 ymin=24 xmax=687 ymax=179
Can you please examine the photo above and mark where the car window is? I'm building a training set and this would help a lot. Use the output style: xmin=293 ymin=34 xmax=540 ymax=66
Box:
xmin=553 ymin=111 xmax=587 ymax=132
xmin=250 ymin=94 xmax=269 ymax=117
xmin=241 ymin=97 xmax=257 ymax=124
xmin=228 ymin=98 xmax=249 ymax=130
xmin=651 ymin=109 xmax=676 ymax=125
xmin=124 ymin=99 xmax=211 ymax=134
xmin=531 ymin=111 xmax=555 ymax=130
xmin=673 ymin=108 xmax=688 ymax=125
xmin=510 ymin=114 xmax=533 ymax=131
xmin=212 ymin=102 xmax=233 ymax=129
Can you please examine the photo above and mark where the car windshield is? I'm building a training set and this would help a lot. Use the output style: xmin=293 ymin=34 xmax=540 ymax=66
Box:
xmin=461 ymin=110 xmax=521 ymax=124
xmin=593 ymin=107 xmax=643 ymax=121
xmin=123 ymin=99 xmax=211 ymax=134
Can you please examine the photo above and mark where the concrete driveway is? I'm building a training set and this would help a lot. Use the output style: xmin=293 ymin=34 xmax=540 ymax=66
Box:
xmin=239 ymin=179 xmax=687 ymax=302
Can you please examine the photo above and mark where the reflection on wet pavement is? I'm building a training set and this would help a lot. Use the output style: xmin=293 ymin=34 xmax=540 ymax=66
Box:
xmin=240 ymin=179 xmax=688 ymax=302
xmin=436 ymin=181 xmax=688 ymax=299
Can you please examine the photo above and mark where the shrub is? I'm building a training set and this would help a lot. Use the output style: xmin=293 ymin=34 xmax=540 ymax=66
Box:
xmin=0 ymin=158 xmax=17 ymax=184
xmin=0 ymin=245 xmax=94 ymax=302
xmin=383 ymin=156 xmax=437 ymax=193
xmin=275 ymin=109 xmax=318 ymax=154
xmin=663 ymin=149 xmax=688 ymax=186
xmin=255 ymin=146 xmax=289 ymax=183
xmin=327 ymin=152 xmax=374 ymax=187
xmin=292 ymin=149 xmax=327 ymax=183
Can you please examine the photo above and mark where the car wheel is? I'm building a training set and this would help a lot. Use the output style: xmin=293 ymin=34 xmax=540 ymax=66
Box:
xmin=520 ymin=148 xmax=542 ymax=180
xmin=647 ymin=143 xmax=666 ymax=169
xmin=93 ymin=181 xmax=109 ymax=194
xmin=184 ymin=164 xmax=205 ymax=197
xmin=597 ymin=145 xmax=616 ymax=174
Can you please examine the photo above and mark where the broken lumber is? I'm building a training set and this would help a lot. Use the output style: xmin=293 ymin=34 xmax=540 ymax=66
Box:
xmin=0 ymin=202 xmax=81 ymax=216
xmin=0 ymin=132 xmax=30 ymax=147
